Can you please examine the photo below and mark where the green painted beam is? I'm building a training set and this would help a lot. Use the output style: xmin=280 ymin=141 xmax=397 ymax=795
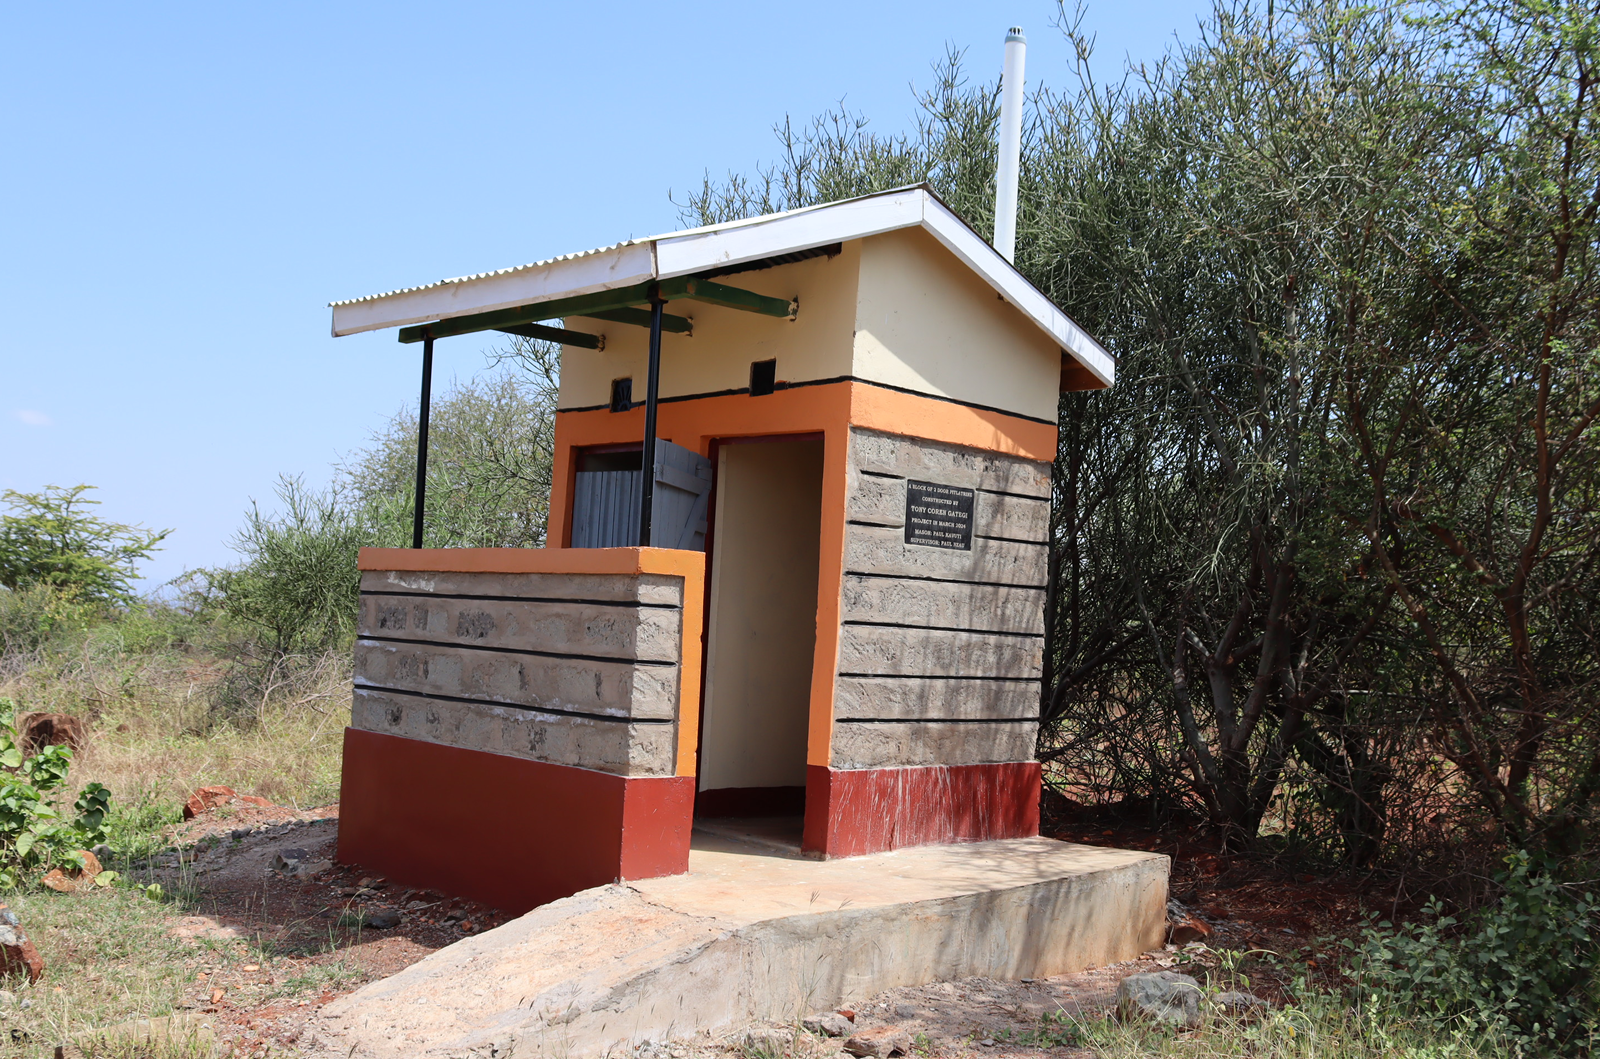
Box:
xmin=397 ymin=274 xmax=794 ymax=344
xmin=398 ymin=282 xmax=654 ymax=343
xmin=495 ymin=323 xmax=603 ymax=349
xmin=582 ymin=307 xmax=694 ymax=334
xmin=661 ymin=275 xmax=797 ymax=319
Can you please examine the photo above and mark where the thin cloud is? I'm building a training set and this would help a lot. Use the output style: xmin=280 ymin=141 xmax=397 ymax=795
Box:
xmin=15 ymin=410 xmax=52 ymax=427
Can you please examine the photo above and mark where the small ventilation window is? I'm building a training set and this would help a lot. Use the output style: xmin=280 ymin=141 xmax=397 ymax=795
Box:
xmin=610 ymin=378 xmax=633 ymax=412
xmin=749 ymin=360 xmax=777 ymax=397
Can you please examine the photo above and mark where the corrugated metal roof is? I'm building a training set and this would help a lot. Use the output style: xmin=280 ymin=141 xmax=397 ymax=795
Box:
xmin=328 ymin=239 xmax=647 ymax=308
xmin=327 ymin=194 xmax=865 ymax=309
xmin=325 ymin=184 xmax=1116 ymax=390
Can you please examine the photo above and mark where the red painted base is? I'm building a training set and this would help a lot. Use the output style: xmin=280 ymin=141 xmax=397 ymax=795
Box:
xmin=337 ymin=728 xmax=694 ymax=913
xmin=803 ymin=762 xmax=1041 ymax=857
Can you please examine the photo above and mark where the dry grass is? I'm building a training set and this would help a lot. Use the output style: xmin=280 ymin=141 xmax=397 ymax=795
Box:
xmin=1 ymin=885 xmax=216 ymax=1058
xmin=1072 ymin=994 xmax=1518 ymax=1059
xmin=0 ymin=620 xmax=353 ymax=1057
xmin=0 ymin=626 xmax=349 ymax=816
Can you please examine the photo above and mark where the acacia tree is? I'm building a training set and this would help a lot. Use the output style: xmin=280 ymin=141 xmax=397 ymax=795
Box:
xmin=1333 ymin=0 xmax=1600 ymax=855
xmin=682 ymin=0 xmax=1600 ymax=860
xmin=1029 ymin=2 xmax=1460 ymax=854
xmin=337 ymin=338 xmax=562 ymax=550
xmin=0 ymin=485 xmax=168 ymax=606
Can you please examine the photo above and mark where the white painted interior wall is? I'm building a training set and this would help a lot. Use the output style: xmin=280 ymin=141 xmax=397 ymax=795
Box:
xmin=697 ymin=438 xmax=824 ymax=793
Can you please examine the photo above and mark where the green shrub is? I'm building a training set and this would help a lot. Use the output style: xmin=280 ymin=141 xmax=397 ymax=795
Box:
xmin=212 ymin=476 xmax=369 ymax=657
xmin=0 ymin=582 xmax=97 ymax=655
xmin=0 ymin=696 xmax=116 ymax=889
xmin=1354 ymin=852 xmax=1599 ymax=1054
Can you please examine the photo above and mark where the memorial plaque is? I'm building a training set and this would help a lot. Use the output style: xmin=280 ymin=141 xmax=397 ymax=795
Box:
xmin=904 ymin=480 xmax=975 ymax=550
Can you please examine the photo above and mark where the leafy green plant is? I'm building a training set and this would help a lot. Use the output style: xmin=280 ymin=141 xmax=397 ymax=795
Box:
xmin=0 ymin=696 xmax=116 ymax=888
xmin=1353 ymin=852 xmax=1599 ymax=1053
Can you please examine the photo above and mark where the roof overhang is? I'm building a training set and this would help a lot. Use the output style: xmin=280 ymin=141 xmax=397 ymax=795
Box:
xmin=329 ymin=185 xmax=1114 ymax=387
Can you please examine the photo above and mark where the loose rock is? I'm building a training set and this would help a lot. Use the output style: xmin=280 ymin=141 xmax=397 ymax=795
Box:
xmin=1116 ymin=971 xmax=1202 ymax=1029
xmin=41 ymin=869 xmax=76 ymax=893
xmin=16 ymin=712 xmax=87 ymax=755
xmin=1167 ymin=914 xmax=1212 ymax=945
xmin=1213 ymin=990 xmax=1268 ymax=1018
xmin=843 ymin=1026 xmax=912 ymax=1058
xmin=0 ymin=911 xmax=44 ymax=983
xmin=272 ymin=848 xmax=331 ymax=878
xmin=182 ymin=785 xmax=237 ymax=820
xmin=803 ymin=1013 xmax=855 ymax=1037
xmin=365 ymin=910 xmax=401 ymax=929
xmin=745 ymin=1028 xmax=791 ymax=1053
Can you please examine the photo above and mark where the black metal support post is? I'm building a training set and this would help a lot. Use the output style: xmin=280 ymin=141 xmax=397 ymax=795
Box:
xmin=637 ymin=288 xmax=664 ymax=547
xmin=412 ymin=334 xmax=434 ymax=549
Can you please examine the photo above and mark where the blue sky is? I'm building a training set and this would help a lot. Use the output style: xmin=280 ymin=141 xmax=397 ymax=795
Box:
xmin=2 ymin=1 xmax=1209 ymax=588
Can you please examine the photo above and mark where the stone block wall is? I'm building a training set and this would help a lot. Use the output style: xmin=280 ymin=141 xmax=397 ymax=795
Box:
xmin=351 ymin=568 xmax=688 ymax=777
xmin=834 ymin=427 xmax=1050 ymax=769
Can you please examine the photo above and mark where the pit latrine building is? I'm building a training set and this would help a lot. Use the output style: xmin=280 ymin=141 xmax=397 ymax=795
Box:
xmin=328 ymin=186 xmax=1114 ymax=912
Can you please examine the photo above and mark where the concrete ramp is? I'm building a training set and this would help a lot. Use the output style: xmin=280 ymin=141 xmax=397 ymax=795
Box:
xmin=311 ymin=834 xmax=1168 ymax=1059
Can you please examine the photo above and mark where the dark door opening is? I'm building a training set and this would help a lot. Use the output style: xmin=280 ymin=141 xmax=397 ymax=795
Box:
xmin=694 ymin=436 xmax=824 ymax=852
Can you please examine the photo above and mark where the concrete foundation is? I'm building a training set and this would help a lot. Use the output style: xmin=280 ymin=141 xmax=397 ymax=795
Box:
xmin=312 ymin=833 xmax=1168 ymax=1059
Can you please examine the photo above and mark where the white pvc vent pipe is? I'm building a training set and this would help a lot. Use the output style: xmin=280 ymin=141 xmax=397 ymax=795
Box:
xmin=993 ymin=26 xmax=1027 ymax=264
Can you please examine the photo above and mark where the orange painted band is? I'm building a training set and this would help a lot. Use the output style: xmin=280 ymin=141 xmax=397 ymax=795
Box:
xmin=548 ymin=380 xmax=1057 ymax=773
xmin=358 ymin=546 xmax=704 ymax=579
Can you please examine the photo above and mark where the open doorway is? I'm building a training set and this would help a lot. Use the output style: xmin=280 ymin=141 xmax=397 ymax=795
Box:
xmin=695 ymin=435 xmax=824 ymax=852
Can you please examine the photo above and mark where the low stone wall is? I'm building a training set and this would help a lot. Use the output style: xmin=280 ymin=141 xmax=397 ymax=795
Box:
xmin=350 ymin=550 xmax=704 ymax=778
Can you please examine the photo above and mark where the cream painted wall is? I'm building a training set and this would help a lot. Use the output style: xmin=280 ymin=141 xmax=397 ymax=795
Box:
xmin=698 ymin=439 xmax=823 ymax=793
xmin=852 ymin=226 xmax=1064 ymax=422
xmin=556 ymin=244 xmax=861 ymax=410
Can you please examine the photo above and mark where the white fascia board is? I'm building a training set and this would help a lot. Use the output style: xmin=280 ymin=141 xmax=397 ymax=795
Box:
xmin=329 ymin=242 xmax=657 ymax=337
xmin=655 ymin=188 xmax=926 ymax=278
xmin=918 ymin=196 xmax=1116 ymax=387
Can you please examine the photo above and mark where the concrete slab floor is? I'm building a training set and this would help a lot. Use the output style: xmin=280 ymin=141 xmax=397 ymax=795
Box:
xmin=309 ymin=833 xmax=1169 ymax=1059
xmin=691 ymin=817 xmax=809 ymax=856
xmin=652 ymin=831 xmax=1163 ymax=923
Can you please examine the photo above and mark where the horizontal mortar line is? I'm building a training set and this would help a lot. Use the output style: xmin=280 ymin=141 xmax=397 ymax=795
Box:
xmin=360 ymin=590 xmax=680 ymax=611
xmin=836 ymin=672 xmax=1041 ymax=683
xmin=841 ymin=620 xmax=1045 ymax=639
xmin=976 ymin=487 xmax=1051 ymax=502
xmin=846 ymin=518 xmax=902 ymax=528
xmin=973 ymin=534 xmax=1049 ymax=547
xmin=356 ymin=634 xmax=679 ymax=668
xmin=842 ymin=570 xmax=1049 ymax=592
xmin=355 ymin=683 xmax=671 ymax=725
xmin=833 ymin=716 xmax=1042 ymax=725
xmin=852 ymin=471 xmax=1051 ymax=503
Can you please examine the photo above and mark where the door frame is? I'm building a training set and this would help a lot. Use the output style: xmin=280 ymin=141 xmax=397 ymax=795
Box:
xmin=692 ymin=431 xmax=826 ymax=815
